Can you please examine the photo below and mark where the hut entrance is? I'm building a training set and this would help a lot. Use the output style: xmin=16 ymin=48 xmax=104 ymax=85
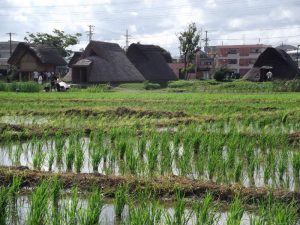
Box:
xmin=72 ymin=59 xmax=92 ymax=84
xmin=72 ymin=67 xmax=88 ymax=84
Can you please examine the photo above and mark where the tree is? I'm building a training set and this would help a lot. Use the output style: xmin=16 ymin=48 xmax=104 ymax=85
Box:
xmin=24 ymin=29 xmax=82 ymax=57
xmin=178 ymin=23 xmax=200 ymax=79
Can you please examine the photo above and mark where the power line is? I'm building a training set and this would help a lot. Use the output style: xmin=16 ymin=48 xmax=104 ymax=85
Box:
xmin=6 ymin=32 xmax=16 ymax=57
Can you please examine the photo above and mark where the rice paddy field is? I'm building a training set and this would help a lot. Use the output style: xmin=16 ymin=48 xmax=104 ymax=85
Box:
xmin=0 ymin=86 xmax=300 ymax=224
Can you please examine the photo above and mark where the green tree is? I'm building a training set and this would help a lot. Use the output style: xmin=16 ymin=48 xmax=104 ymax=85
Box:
xmin=24 ymin=29 xmax=82 ymax=57
xmin=178 ymin=23 xmax=200 ymax=79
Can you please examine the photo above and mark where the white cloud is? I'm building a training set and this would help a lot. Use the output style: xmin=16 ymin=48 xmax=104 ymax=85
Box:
xmin=0 ymin=0 xmax=299 ymax=56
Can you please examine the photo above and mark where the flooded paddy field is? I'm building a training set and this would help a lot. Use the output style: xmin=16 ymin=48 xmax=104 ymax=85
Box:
xmin=0 ymin=91 xmax=300 ymax=224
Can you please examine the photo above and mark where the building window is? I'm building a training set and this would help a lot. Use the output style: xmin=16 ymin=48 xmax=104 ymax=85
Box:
xmin=249 ymin=59 xmax=256 ymax=64
xmin=250 ymin=48 xmax=260 ymax=53
xmin=228 ymin=59 xmax=237 ymax=64
xmin=228 ymin=49 xmax=238 ymax=54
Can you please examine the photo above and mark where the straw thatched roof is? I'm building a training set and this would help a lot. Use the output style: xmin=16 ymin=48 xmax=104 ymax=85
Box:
xmin=243 ymin=47 xmax=300 ymax=81
xmin=71 ymin=41 xmax=145 ymax=83
xmin=8 ymin=42 xmax=67 ymax=66
xmin=126 ymin=44 xmax=178 ymax=81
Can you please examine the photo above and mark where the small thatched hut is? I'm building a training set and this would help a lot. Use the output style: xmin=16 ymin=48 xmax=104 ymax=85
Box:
xmin=126 ymin=44 xmax=178 ymax=82
xmin=243 ymin=47 xmax=300 ymax=81
xmin=8 ymin=42 xmax=66 ymax=81
xmin=71 ymin=41 xmax=144 ymax=84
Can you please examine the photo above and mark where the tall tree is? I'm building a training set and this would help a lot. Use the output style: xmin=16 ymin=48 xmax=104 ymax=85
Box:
xmin=178 ymin=23 xmax=200 ymax=78
xmin=24 ymin=29 xmax=82 ymax=57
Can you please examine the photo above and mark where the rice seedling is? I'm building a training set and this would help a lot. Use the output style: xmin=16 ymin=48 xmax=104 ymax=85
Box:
xmin=138 ymin=136 xmax=147 ymax=158
xmin=117 ymin=140 xmax=127 ymax=161
xmin=80 ymin=187 xmax=104 ymax=225
xmin=234 ymin=161 xmax=243 ymax=183
xmin=33 ymin=147 xmax=46 ymax=171
xmin=48 ymin=150 xmax=55 ymax=172
xmin=226 ymin=196 xmax=244 ymax=225
xmin=125 ymin=199 xmax=163 ymax=225
xmin=65 ymin=187 xmax=80 ymax=225
xmin=147 ymin=140 xmax=159 ymax=176
xmin=65 ymin=145 xmax=76 ymax=172
xmin=55 ymin=134 xmax=65 ymax=164
xmin=194 ymin=192 xmax=219 ymax=225
xmin=27 ymin=181 xmax=49 ymax=225
xmin=0 ymin=187 xmax=9 ymax=225
xmin=13 ymin=143 xmax=23 ymax=166
xmin=292 ymin=152 xmax=300 ymax=179
xmin=91 ymin=147 xmax=102 ymax=173
xmin=75 ymin=143 xmax=84 ymax=173
xmin=165 ymin=191 xmax=190 ymax=225
xmin=114 ymin=184 xmax=128 ymax=220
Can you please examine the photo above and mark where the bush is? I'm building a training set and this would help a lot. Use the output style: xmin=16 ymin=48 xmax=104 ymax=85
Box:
xmin=86 ymin=84 xmax=112 ymax=92
xmin=214 ymin=68 xmax=232 ymax=81
xmin=0 ymin=82 xmax=41 ymax=92
xmin=168 ymin=80 xmax=194 ymax=88
xmin=272 ymin=80 xmax=300 ymax=92
xmin=143 ymin=81 xmax=161 ymax=90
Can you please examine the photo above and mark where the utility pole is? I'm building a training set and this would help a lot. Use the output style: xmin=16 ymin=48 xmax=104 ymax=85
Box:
xmin=87 ymin=25 xmax=95 ymax=42
xmin=124 ymin=29 xmax=131 ymax=50
xmin=297 ymin=45 xmax=300 ymax=68
xmin=202 ymin=30 xmax=209 ymax=53
xmin=6 ymin=32 xmax=16 ymax=57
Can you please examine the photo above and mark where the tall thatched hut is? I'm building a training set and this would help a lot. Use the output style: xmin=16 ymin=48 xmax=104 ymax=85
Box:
xmin=8 ymin=42 xmax=66 ymax=81
xmin=243 ymin=47 xmax=300 ymax=81
xmin=126 ymin=44 xmax=178 ymax=82
xmin=71 ymin=41 xmax=144 ymax=84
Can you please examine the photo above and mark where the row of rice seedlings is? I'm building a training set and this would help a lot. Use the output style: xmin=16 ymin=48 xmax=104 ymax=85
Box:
xmin=1 ymin=126 xmax=295 ymax=189
xmin=1 ymin=177 xmax=300 ymax=224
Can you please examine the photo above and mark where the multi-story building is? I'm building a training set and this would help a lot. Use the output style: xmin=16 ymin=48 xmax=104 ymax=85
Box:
xmin=207 ymin=44 xmax=271 ymax=76
xmin=0 ymin=41 xmax=19 ymax=74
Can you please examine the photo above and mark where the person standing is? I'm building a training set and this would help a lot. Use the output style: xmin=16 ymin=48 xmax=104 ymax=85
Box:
xmin=33 ymin=71 xmax=39 ymax=82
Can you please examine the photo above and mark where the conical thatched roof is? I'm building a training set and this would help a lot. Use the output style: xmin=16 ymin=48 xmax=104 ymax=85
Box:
xmin=126 ymin=44 xmax=178 ymax=81
xmin=72 ymin=41 xmax=144 ymax=83
xmin=8 ymin=42 xmax=67 ymax=66
xmin=243 ymin=47 xmax=300 ymax=81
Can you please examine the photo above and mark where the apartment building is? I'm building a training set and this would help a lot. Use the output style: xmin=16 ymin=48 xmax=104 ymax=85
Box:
xmin=207 ymin=44 xmax=271 ymax=76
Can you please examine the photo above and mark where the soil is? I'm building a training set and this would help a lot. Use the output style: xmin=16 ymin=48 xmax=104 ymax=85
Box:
xmin=0 ymin=166 xmax=299 ymax=204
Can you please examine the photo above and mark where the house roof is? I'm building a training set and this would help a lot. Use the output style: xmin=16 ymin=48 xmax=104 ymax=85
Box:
xmin=8 ymin=42 xmax=67 ymax=66
xmin=243 ymin=47 xmax=300 ymax=81
xmin=126 ymin=43 xmax=178 ymax=81
xmin=74 ymin=41 xmax=145 ymax=82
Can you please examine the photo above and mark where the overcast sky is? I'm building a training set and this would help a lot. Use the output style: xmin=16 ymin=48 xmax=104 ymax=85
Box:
xmin=0 ymin=0 xmax=299 ymax=56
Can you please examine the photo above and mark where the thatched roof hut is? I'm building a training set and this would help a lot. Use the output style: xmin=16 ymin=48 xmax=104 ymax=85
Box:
xmin=243 ymin=47 xmax=300 ymax=81
xmin=8 ymin=42 xmax=66 ymax=81
xmin=126 ymin=44 xmax=178 ymax=82
xmin=71 ymin=41 xmax=144 ymax=83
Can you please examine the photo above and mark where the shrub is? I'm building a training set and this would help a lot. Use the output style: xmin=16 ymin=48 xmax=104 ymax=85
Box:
xmin=167 ymin=80 xmax=194 ymax=88
xmin=86 ymin=84 xmax=112 ymax=92
xmin=143 ymin=81 xmax=161 ymax=90
xmin=214 ymin=67 xmax=232 ymax=82
xmin=272 ymin=80 xmax=300 ymax=92
xmin=0 ymin=82 xmax=41 ymax=92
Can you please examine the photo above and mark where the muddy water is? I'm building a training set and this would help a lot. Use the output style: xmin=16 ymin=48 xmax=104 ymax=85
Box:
xmin=0 ymin=138 xmax=297 ymax=191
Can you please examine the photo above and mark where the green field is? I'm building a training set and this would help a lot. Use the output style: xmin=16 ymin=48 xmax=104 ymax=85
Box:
xmin=0 ymin=84 xmax=300 ymax=224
